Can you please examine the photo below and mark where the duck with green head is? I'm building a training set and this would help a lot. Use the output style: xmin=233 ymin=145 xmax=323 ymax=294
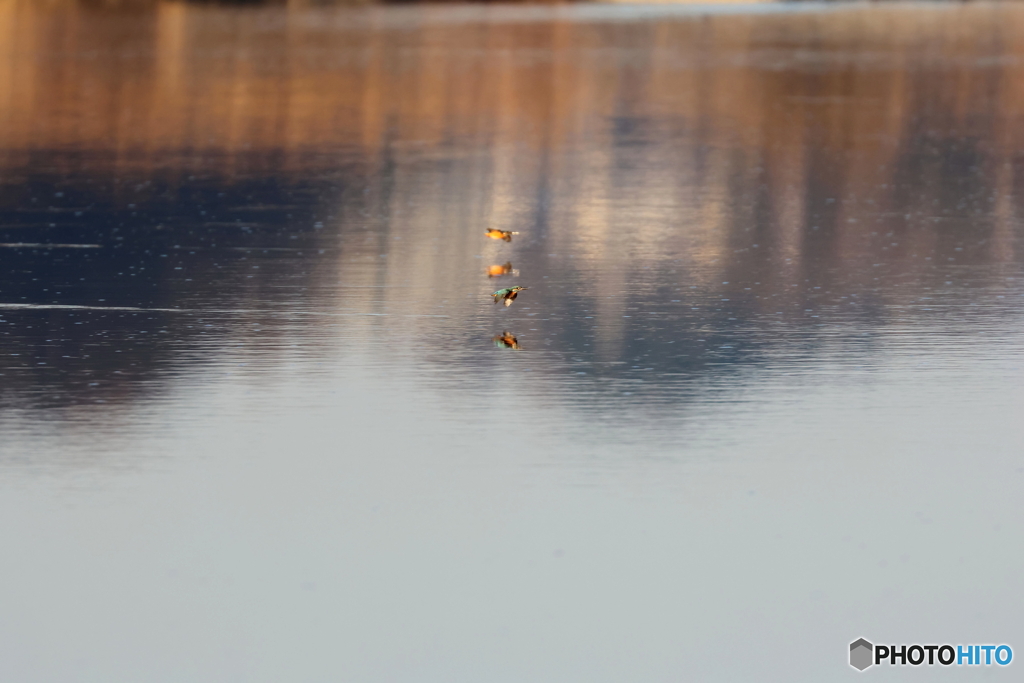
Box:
xmin=492 ymin=286 xmax=527 ymax=307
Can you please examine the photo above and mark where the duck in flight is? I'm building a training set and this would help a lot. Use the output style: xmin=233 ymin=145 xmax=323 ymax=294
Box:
xmin=492 ymin=286 xmax=527 ymax=307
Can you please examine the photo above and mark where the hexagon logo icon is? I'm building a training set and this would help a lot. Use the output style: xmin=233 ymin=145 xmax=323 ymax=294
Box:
xmin=850 ymin=638 xmax=873 ymax=671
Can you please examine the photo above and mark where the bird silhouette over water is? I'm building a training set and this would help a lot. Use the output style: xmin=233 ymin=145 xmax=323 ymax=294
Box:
xmin=492 ymin=331 xmax=521 ymax=349
xmin=485 ymin=229 xmax=519 ymax=242
xmin=492 ymin=286 xmax=527 ymax=307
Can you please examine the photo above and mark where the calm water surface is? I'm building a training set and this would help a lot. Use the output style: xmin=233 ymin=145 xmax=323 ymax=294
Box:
xmin=1 ymin=2 xmax=1023 ymax=681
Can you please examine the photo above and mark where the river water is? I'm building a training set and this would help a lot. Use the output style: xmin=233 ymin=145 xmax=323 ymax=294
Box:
xmin=0 ymin=1 xmax=1022 ymax=681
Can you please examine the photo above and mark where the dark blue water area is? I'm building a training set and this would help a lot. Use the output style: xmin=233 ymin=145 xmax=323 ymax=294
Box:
xmin=0 ymin=150 xmax=362 ymax=408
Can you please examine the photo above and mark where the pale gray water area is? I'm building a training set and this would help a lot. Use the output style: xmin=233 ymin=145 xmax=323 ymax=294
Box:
xmin=1 ymin=2 xmax=1023 ymax=681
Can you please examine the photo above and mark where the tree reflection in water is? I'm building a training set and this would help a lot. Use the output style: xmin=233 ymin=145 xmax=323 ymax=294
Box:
xmin=0 ymin=0 xmax=1022 ymax=413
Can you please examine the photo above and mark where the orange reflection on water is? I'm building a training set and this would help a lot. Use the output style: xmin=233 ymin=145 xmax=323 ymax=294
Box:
xmin=487 ymin=262 xmax=517 ymax=278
